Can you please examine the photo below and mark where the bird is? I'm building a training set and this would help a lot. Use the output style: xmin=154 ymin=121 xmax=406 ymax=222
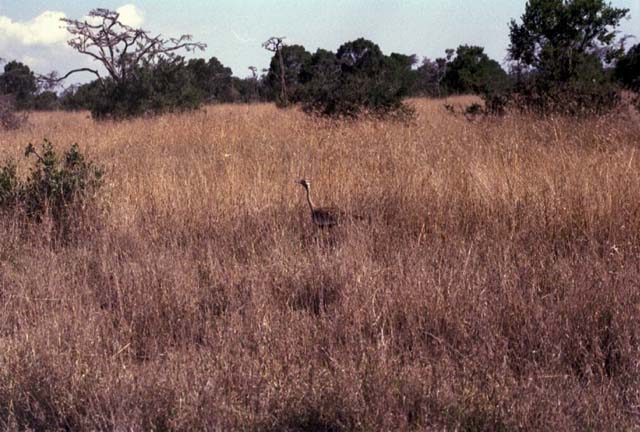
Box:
xmin=296 ymin=179 xmax=344 ymax=228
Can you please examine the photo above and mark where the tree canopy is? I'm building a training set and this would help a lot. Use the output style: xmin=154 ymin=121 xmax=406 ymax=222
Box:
xmin=0 ymin=61 xmax=37 ymax=109
xmin=57 ymin=8 xmax=207 ymax=118
xmin=441 ymin=45 xmax=509 ymax=95
xmin=265 ymin=44 xmax=312 ymax=105
xmin=508 ymin=0 xmax=629 ymax=113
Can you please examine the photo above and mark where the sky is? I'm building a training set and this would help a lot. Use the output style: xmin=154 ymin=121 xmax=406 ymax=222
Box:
xmin=0 ymin=0 xmax=638 ymax=85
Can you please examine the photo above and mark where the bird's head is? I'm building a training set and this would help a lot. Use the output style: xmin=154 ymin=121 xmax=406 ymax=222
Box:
xmin=296 ymin=179 xmax=310 ymax=189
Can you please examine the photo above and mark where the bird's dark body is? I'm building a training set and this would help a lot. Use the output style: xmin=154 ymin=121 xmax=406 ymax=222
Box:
xmin=312 ymin=207 xmax=341 ymax=228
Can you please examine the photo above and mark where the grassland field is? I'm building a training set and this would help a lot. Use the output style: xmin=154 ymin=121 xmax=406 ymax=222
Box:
xmin=1 ymin=97 xmax=640 ymax=430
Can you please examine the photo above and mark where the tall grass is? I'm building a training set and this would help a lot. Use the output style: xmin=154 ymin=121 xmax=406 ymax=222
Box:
xmin=1 ymin=98 xmax=639 ymax=430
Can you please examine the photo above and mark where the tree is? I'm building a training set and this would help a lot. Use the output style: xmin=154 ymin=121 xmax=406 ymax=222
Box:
xmin=88 ymin=57 xmax=203 ymax=119
xmin=32 ymin=91 xmax=60 ymax=110
xmin=413 ymin=55 xmax=450 ymax=97
xmin=59 ymin=81 xmax=103 ymax=111
xmin=0 ymin=61 xmax=37 ymax=109
xmin=265 ymin=44 xmax=312 ymax=105
xmin=230 ymin=67 xmax=269 ymax=103
xmin=388 ymin=53 xmax=418 ymax=97
xmin=508 ymin=0 xmax=628 ymax=113
xmin=441 ymin=45 xmax=509 ymax=95
xmin=56 ymin=8 xmax=206 ymax=118
xmin=262 ymin=37 xmax=289 ymax=105
xmin=299 ymin=48 xmax=341 ymax=113
xmin=615 ymin=43 xmax=640 ymax=91
xmin=299 ymin=39 xmax=413 ymax=117
xmin=187 ymin=57 xmax=234 ymax=103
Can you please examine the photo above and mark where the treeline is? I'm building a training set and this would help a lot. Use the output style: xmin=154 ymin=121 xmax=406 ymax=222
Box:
xmin=2 ymin=37 xmax=638 ymax=118
xmin=0 ymin=0 xmax=639 ymax=120
xmin=0 ymin=41 xmax=510 ymax=114
xmin=0 ymin=57 xmax=268 ymax=112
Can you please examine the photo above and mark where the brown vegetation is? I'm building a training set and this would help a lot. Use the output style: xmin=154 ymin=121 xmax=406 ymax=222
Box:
xmin=1 ymin=98 xmax=640 ymax=430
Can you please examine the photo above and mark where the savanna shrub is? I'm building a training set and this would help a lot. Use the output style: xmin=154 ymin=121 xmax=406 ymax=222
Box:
xmin=89 ymin=59 xmax=204 ymax=120
xmin=0 ymin=140 xmax=103 ymax=227
xmin=298 ymin=39 xmax=414 ymax=118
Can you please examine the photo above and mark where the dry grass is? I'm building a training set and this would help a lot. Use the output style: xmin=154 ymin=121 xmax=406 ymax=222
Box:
xmin=1 ymin=97 xmax=640 ymax=431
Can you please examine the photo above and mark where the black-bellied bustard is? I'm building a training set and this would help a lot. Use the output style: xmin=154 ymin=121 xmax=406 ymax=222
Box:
xmin=296 ymin=179 xmax=346 ymax=228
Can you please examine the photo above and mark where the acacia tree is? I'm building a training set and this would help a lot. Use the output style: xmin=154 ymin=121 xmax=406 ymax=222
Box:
xmin=54 ymin=8 xmax=206 ymax=118
xmin=59 ymin=8 xmax=206 ymax=84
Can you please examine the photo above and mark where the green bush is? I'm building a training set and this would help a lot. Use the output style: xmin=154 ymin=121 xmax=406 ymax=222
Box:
xmin=441 ymin=45 xmax=510 ymax=96
xmin=507 ymin=0 xmax=628 ymax=115
xmin=0 ymin=140 xmax=103 ymax=226
xmin=299 ymin=39 xmax=414 ymax=118
xmin=84 ymin=58 xmax=204 ymax=120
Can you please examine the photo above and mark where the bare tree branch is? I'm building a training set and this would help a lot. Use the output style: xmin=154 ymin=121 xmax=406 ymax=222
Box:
xmin=56 ymin=8 xmax=206 ymax=85
xmin=58 ymin=68 xmax=102 ymax=81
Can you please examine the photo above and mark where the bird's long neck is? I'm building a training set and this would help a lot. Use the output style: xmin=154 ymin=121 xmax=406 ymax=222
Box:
xmin=304 ymin=185 xmax=315 ymax=212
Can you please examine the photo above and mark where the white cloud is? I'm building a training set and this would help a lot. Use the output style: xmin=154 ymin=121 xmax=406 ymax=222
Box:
xmin=0 ymin=4 xmax=144 ymax=48
xmin=116 ymin=4 xmax=144 ymax=28
xmin=0 ymin=11 xmax=68 ymax=46
xmin=0 ymin=4 xmax=145 ymax=77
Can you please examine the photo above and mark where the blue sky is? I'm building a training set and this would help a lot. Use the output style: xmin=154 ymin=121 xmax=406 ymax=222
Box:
xmin=0 ymin=0 xmax=638 ymax=84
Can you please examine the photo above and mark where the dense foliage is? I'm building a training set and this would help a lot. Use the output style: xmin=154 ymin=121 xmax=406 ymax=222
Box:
xmin=0 ymin=61 xmax=37 ymax=110
xmin=615 ymin=43 xmax=640 ymax=91
xmin=441 ymin=45 xmax=510 ymax=96
xmin=266 ymin=38 xmax=416 ymax=117
xmin=87 ymin=58 xmax=203 ymax=119
xmin=1 ymin=1 xmax=637 ymax=119
xmin=266 ymin=44 xmax=312 ymax=106
xmin=507 ymin=0 xmax=629 ymax=114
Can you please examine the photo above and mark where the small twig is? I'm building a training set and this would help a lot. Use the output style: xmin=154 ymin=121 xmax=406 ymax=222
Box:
xmin=111 ymin=342 xmax=131 ymax=359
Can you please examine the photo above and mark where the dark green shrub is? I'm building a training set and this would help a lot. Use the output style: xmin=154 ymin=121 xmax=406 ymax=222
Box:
xmin=299 ymin=39 xmax=414 ymax=118
xmin=85 ymin=58 xmax=204 ymax=120
xmin=507 ymin=0 xmax=628 ymax=115
xmin=0 ymin=140 xmax=103 ymax=227
xmin=615 ymin=43 xmax=640 ymax=92
xmin=32 ymin=91 xmax=60 ymax=111
xmin=265 ymin=44 xmax=312 ymax=106
xmin=0 ymin=61 xmax=37 ymax=110
xmin=441 ymin=45 xmax=510 ymax=96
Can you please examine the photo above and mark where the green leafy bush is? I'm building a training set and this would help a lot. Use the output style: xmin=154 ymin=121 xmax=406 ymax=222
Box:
xmin=272 ymin=39 xmax=415 ymax=118
xmin=0 ymin=140 xmax=103 ymax=226
xmin=85 ymin=58 xmax=204 ymax=120
xmin=507 ymin=0 xmax=628 ymax=115
xmin=441 ymin=45 xmax=510 ymax=96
